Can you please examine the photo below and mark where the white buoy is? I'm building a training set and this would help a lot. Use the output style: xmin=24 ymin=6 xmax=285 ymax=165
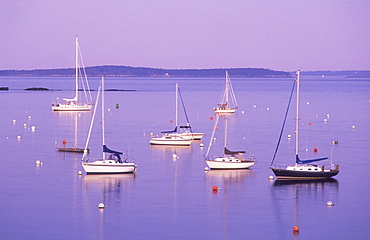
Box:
xmin=327 ymin=201 xmax=334 ymax=207
xmin=172 ymin=153 xmax=178 ymax=159
xmin=287 ymin=134 xmax=291 ymax=139
xmin=28 ymin=116 xmax=32 ymax=119
xmin=17 ymin=135 xmax=21 ymax=139
xmin=306 ymin=102 xmax=310 ymax=105
xmin=204 ymin=167 xmax=209 ymax=171
xmin=24 ymin=123 xmax=27 ymax=128
xmin=324 ymin=119 xmax=327 ymax=122
xmin=36 ymin=160 xmax=42 ymax=165
xmin=269 ymin=176 xmax=274 ymax=180
xmin=12 ymin=120 xmax=16 ymax=124
xmin=31 ymin=126 xmax=36 ymax=131
xmin=78 ymin=171 xmax=82 ymax=175
xmin=98 ymin=203 xmax=105 ymax=209
xmin=108 ymin=108 xmax=111 ymax=111
xmin=241 ymin=111 xmax=245 ymax=114
xmin=327 ymin=114 xmax=330 ymax=118
xmin=351 ymin=126 xmax=355 ymax=129
xmin=267 ymin=107 xmax=270 ymax=110
xmin=213 ymin=138 xmax=217 ymax=141
xmin=253 ymin=105 xmax=257 ymax=108
xmin=200 ymin=143 xmax=204 ymax=147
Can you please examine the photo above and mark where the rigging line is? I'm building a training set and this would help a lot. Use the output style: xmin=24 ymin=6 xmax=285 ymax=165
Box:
xmin=78 ymin=44 xmax=93 ymax=103
xmin=205 ymin=114 xmax=220 ymax=158
xmin=177 ymin=87 xmax=191 ymax=125
xmin=270 ymin=79 xmax=296 ymax=166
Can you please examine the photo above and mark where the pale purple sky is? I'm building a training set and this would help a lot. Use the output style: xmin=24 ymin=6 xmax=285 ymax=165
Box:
xmin=1 ymin=0 xmax=369 ymax=71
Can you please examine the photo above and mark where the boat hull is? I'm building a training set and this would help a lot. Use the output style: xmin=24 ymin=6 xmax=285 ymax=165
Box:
xmin=149 ymin=136 xmax=193 ymax=146
xmin=270 ymin=167 xmax=339 ymax=180
xmin=214 ymin=108 xmax=237 ymax=114
xmin=82 ymin=161 xmax=136 ymax=174
xmin=52 ymin=104 xmax=93 ymax=111
xmin=206 ymin=159 xmax=255 ymax=170
xmin=168 ymin=132 xmax=204 ymax=140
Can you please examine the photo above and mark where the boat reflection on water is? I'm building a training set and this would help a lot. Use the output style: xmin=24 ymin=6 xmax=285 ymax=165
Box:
xmin=205 ymin=169 xmax=255 ymax=190
xmin=82 ymin=174 xmax=136 ymax=204
xmin=271 ymin=178 xmax=339 ymax=237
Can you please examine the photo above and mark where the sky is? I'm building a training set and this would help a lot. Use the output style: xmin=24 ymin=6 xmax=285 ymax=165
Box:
xmin=1 ymin=0 xmax=369 ymax=71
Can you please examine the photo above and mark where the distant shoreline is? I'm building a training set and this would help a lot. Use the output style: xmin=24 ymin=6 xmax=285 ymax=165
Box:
xmin=0 ymin=65 xmax=291 ymax=78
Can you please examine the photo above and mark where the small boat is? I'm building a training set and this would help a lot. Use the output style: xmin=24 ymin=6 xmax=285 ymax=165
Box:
xmin=57 ymin=140 xmax=89 ymax=153
xmin=214 ymin=71 xmax=238 ymax=113
xmin=150 ymin=83 xmax=202 ymax=145
xmin=82 ymin=76 xmax=136 ymax=174
xmin=205 ymin=115 xmax=256 ymax=169
xmin=270 ymin=70 xmax=339 ymax=180
xmin=52 ymin=37 xmax=94 ymax=111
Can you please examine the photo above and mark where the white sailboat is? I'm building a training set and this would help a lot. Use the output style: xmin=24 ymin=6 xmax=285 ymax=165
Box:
xmin=149 ymin=83 xmax=199 ymax=146
xmin=52 ymin=37 xmax=93 ymax=111
xmin=82 ymin=76 xmax=137 ymax=174
xmin=270 ymin=70 xmax=339 ymax=180
xmin=214 ymin=71 xmax=238 ymax=113
xmin=205 ymin=115 xmax=256 ymax=169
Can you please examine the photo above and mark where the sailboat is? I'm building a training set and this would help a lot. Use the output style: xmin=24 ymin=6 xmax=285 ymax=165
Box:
xmin=205 ymin=115 xmax=256 ymax=169
xmin=167 ymin=83 xmax=204 ymax=140
xmin=214 ymin=71 xmax=238 ymax=113
xmin=52 ymin=37 xmax=94 ymax=111
xmin=82 ymin=76 xmax=137 ymax=174
xmin=149 ymin=83 xmax=199 ymax=145
xmin=269 ymin=70 xmax=339 ymax=180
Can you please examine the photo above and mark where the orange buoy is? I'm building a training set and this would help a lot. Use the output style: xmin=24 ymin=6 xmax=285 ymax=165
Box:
xmin=292 ymin=225 xmax=300 ymax=233
xmin=308 ymin=122 xmax=312 ymax=125
xmin=215 ymin=126 xmax=218 ymax=130
xmin=210 ymin=117 xmax=213 ymax=120
xmin=212 ymin=186 xmax=218 ymax=192
xmin=170 ymin=120 xmax=173 ymax=123
xmin=62 ymin=140 xmax=67 ymax=145
xmin=314 ymin=148 xmax=318 ymax=152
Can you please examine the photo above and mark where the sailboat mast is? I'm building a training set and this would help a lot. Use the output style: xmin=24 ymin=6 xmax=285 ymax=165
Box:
xmin=75 ymin=37 xmax=79 ymax=102
xmin=224 ymin=116 xmax=228 ymax=157
xmin=175 ymin=83 xmax=178 ymax=132
xmin=225 ymin=71 xmax=229 ymax=107
xmin=295 ymin=70 xmax=300 ymax=163
xmin=102 ymin=76 xmax=106 ymax=159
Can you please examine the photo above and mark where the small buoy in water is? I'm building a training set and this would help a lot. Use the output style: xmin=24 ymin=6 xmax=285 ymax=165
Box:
xmin=253 ymin=105 xmax=257 ymax=108
xmin=293 ymin=225 xmax=300 ymax=233
xmin=204 ymin=167 xmax=209 ymax=171
xmin=308 ymin=122 xmax=312 ymax=125
xmin=78 ymin=171 xmax=82 ymax=175
xmin=266 ymin=107 xmax=270 ymax=110
xmin=327 ymin=114 xmax=330 ymax=118
xmin=172 ymin=153 xmax=178 ymax=159
xmin=314 ymin=148 xmax=318 ymax=152
xmin=36 ymin=160 xmax=42 ymax=165
xmin=287 ymin=134 xmax=291 ymax=139
xmin=242 ymin=111 xmax=245 ymax=114
xmin=212 ymin=186 xmax=218 ymax=192
xmin=31 ymin=126 xmax=36 ymax=131
xmin=12 ymin=119 xmax=16 ymax=124
xmin=324 ymin=119 xmax=327 ymax=122
xmin=269 ymin=176 xmax=274 ymax=181
xmin=116 ymin=104 xmax=119 ymax=108
xmin=210 ymin=117 xmax=213 ymax=120
xmin=351 ymin=125 xmax=355 ymax=129
xmin=213 ymin=138 xmax=217 ymax=141
xmin=17 ymin=135 xmax=21 ymax=139
xmin=332 ymin=140 xmax=338 ymax=144
xmin=108 ymin=108 xmax=111 ymax=111
xmin=200 ymin=143 xmax=204 ymax=147
xmin=28 ymin=116 xmax=31 ymax=119
xmin=98 ymin=203 xmax=105 ymax=209
xmin=306 ymin=102 xmax=310 ymax=105
xmin=327 ymin=201 xmax=334 ymax=206
xmin=23 ymin=123 xmax=27 ymax=128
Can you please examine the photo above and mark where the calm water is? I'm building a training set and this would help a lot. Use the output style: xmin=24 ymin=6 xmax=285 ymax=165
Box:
xmin=0 ymin=76 xmax=369 ymax=239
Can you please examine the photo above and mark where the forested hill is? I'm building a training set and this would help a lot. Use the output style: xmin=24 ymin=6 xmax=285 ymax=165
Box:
xmin=0 ymin=65 xmax=291 ymax=78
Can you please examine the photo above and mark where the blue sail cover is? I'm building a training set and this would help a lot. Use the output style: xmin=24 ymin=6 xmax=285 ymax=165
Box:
xmin=296 ymin=155 xmax=328 ymax=164
xmin=161 ymin=126 xmax=177 ymax=133
xmin=103 ymin=145 xmax=123 ymax=161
